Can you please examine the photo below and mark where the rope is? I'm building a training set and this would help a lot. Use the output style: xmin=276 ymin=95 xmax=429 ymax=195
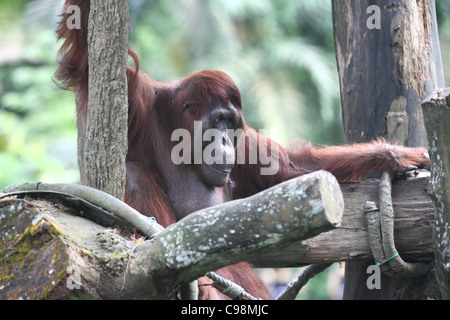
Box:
xmin=364 ymin=172 xmax=431 ymax=278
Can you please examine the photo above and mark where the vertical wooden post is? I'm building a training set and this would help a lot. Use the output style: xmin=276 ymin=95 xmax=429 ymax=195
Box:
xmin=422 ymin=88 xmax=450 ymax=299
xmin=85 ymin=1 xmax=129 ymax=200
xmin=332 ymin=0 xmax=444 ymax=299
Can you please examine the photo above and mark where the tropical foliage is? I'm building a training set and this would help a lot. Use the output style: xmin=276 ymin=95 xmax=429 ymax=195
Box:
xmin=1 ymin=0 xmax=449 ymax=301
xmin=0 ymin=0 xmax=349 ymax=189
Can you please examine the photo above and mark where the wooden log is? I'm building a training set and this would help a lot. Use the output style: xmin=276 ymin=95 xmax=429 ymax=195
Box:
xmin=0 ymin=174 xmax=434 ymax=298
xmin=253 ymin=175 xmax=434 ymax=267
xmin=0 ymin=170 xmax=343 ymax=299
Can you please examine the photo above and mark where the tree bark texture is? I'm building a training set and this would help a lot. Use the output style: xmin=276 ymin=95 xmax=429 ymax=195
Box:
xmin=254 ymin=176 xmax=434 ymax=267
xmin=85 ymin=0 xmax=129 ymax=200
xmin=332 ymin=0 xmax=444 ymax=299
xmin=0 ymin=172 xmax=435 ymax=299
xmin=0 ymin=171 xmax=344 ymax=299
xmin=333 ymin=0 xmax=444 ymax=147
xmin=422 ymin=88 xmax=450 ymax=299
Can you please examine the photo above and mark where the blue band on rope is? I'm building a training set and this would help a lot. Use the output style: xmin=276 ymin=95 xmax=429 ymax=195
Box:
xmin=375 ymin=252 xmax=399 ymax=266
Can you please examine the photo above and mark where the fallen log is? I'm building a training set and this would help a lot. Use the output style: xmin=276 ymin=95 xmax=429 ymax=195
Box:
xmin=0 ymin=170 xmax=343 ymax=300
xmin=254 ymin=175 xmax=434 ymax=267
xmin=0 ymin=171 xmax=434 ymax=299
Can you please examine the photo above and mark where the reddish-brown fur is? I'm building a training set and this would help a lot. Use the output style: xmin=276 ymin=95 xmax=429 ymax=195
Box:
xmin=55 ymin=0 xmax=430 ymax=300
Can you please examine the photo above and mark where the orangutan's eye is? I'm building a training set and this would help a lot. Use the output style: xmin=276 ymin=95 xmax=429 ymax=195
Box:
xmin=182 ymin=102 xmax=194 ymax=112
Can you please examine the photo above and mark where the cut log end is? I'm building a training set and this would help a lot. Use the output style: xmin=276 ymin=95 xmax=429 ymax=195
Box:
xmin=316 ymin=170 xmax=345 ymax=227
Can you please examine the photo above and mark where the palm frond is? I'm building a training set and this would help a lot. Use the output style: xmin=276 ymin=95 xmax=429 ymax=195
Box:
xmin=250 ymin=73 xmax=306 ymax=143
xmin=274 ymin=39 xmax=340 ymax=123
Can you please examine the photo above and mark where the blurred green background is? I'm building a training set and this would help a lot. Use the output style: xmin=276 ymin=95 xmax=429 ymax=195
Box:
xmin=0 ymin=0 xmax=449 ymax=299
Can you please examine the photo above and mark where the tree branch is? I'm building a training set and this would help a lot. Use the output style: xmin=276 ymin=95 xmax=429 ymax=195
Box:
xmin=0 ymin=170 xmax=343 ymax=299
xmin=130 ymin=170 xmax=343 ymax=298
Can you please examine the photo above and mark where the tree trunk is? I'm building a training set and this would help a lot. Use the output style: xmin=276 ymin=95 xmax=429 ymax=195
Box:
xmin=422 ymin=88 xmax=450 ymax=299
xmin=84 ymin=0 xmax=129 ymax=200
xmin=332 ymin=0 xmax=445 ymax=299
xmin=333 ymin=0 xmax=444 ymax=146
